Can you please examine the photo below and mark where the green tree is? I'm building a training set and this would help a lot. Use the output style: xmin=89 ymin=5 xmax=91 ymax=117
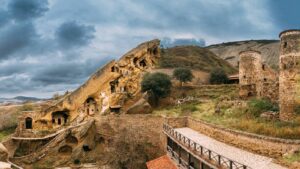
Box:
xmin=173 ymin=68 xmax=194 ymax=87
xmin=209 ymin=68 xmax=229 ymax=84
xmin=141 ymin=72 xmax=172 ymax=106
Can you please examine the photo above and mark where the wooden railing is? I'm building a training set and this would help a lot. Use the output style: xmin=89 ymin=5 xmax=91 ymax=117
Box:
xmin=163 ymin=124 xmax=251 ymax=169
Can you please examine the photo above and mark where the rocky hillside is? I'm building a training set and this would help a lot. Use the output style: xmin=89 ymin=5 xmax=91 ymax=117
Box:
xmin=206 ymin=40 xmax=280 ymax=69
xmin=159 ymin=46 xmax=237 ymax=74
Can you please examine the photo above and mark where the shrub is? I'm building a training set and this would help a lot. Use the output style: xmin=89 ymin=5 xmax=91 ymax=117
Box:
xmin=173 ymin=68 xmax=194 ymax=86
xmin=209 ymin=68 xmax=229 ymax=84
xmin=247 ymin=98 xmax=278 ymax=117
xmin=18 ymin=103 xmax=34 ymax=112
xmin=141 ymin=72 xmax=172 ymax=106
xmin=181 ymin=103 xmax=198 ymax=113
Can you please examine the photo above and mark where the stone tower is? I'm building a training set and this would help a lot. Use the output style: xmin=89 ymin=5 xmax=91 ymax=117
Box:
xmin=279 ymin=29 xmax=300 ymax=121
xmin=239 ymin=50 xmax=262 ymax=98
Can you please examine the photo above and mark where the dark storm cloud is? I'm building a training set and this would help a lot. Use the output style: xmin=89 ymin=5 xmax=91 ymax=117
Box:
xmin=269 ymin=0 xmax=300 ymax=31
xmin=0 ymin=22 xmax=38 ymax=60
xmin=55 ymin=21 xmax=95 ymax=48
xmin=0 ymin=0 xmax=286 ymax=97
xmin=31 ymin=57 xmax=110 ymax=85
xmin=0 ymin=10 xmax=9 ymax=27
xmin=8 ymin=0 xmax=48 ymax=20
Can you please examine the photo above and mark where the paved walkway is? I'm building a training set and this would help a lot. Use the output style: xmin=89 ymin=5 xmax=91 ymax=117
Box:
xmin=175 ymin=128 xmax=286 ymax=169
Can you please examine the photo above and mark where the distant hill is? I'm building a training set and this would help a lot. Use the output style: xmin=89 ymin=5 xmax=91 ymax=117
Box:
xmin=206 ymin=40 xmax=280 ymax=69
xmin=0 ymin=96 xmax=43 ymax=105
xmin=159 ymin=46 xmax=237 ymax=74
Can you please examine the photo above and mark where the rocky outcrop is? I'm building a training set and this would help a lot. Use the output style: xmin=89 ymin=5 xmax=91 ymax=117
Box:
xmin=15 ymin=39 xmax=161 ymax=134
xmin=126 ymin=98 xmax=152 ymax=114
xmin=9 ymin=119 xmax=97 ymax=168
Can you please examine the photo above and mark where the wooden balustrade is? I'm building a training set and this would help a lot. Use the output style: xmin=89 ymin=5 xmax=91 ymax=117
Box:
xmin=163 ymin=124 xmax=250 ymax=169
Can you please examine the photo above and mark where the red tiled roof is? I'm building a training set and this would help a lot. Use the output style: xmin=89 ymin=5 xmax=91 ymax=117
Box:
xmin=146 ymin=155 xmax=178 ymax=169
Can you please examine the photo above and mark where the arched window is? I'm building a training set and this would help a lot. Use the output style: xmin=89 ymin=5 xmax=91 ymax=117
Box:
xmin=25 ymin=117 xmax=33 ymax=129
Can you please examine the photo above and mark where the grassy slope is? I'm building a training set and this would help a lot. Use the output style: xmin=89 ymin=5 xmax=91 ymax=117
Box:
xmin=154 ymin=85 xmax=300 ymax=139
xmin=0 ymin=127 xmax=15 ymax=142
xmin=159 ymin=46 xmax=237 ymax=74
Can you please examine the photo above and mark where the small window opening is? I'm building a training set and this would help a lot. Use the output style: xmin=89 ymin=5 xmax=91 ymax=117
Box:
xmin=133 ymin=58 xmax=138 ymax=66
xmin=283 ymin=42 xmax=288 ymax=48
xmin=139 ymin=59 xmax=147 ymax=67
xmin=262 ymin=64 xmax=265 ymax=70
xmin=110 ymin=83 xmax=116 ymax=93
xmin=58 ymin=118 xmax=61 ymax=125
xmin=153 ymin=47 xmax=158 ymax=55
xmin=83 ymin=145 xmax=92 ymax=152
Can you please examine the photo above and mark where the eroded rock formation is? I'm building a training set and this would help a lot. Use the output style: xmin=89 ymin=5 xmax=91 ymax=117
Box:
xmin=15 ymin=39 xmax=160 ymax=134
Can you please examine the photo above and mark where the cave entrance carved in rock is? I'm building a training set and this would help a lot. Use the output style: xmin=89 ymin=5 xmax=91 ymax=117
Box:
xmin=25 ymin=117 xmax=32 ymax=129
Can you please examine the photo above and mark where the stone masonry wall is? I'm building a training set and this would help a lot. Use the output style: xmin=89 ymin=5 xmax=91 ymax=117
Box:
xmin=279 ymin=30 xmax=300 ymax=121
xmin=239 ymin=50 xmax=278 ymax=102
xmin=187 ymin=118 xmax=300 ymax=158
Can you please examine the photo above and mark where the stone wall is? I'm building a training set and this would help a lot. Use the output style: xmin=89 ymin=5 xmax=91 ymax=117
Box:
xmin=279 ymin=30 xmax=300 ymax=121
xmin=239 ymin=50 xmax=278 ymax=102
xmin=186 ymin=118 xmax=300 ymax=158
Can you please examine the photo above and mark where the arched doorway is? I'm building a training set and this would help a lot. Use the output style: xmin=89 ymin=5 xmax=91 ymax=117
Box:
xmin=25 ymin=117 xmax=32 ymax=129
xmin=52 ymin=110 xmax=69 ymax=126
xmin=85 ymin=98 xmax=97 ymax=115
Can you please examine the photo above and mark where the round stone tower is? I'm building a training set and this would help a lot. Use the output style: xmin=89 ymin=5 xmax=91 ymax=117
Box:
xmin=239 ymin=50 xmax=262 ymax=98
xmin=279 ymin=29 xmax=300 ymax=121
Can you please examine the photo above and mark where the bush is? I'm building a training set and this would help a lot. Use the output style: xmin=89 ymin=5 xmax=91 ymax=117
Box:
xmin=18 ymin=103 xmax=34 ymax=112
xmin=141 ymin=72 xmax=172 ymax=106
xmin=248 ymin=98 xmax=278 ymax=117
xmin=181 ymin=103 xmax=198 ymax=113
xmin=209 ymin=68 xmax=229 ymax=84
xmin=173 ymin=68 xmax=194 ymax=86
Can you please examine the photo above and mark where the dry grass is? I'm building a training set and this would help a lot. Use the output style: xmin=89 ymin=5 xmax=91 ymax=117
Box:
xmin=154 ymin=100 xmax=300 ymax=139
xmin=0 ymin=127 xmax=15 ymax=142
xmin=159 ymin=46 xmax=237 ymax=74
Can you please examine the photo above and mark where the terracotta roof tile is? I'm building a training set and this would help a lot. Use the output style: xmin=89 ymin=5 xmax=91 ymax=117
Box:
xmin=146 ymin=155 xmax=178 ymax=169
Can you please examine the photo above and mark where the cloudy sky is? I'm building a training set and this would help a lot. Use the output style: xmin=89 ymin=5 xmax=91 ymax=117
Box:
xmin=0 ymin=0 xmax=298 ymax=98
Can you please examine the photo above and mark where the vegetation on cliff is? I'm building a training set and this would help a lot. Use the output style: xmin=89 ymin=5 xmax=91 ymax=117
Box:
xmin=159 ymin=46 xmax=237 ymax=74
xmin=141 ymin=72 xmax=172 ymax=106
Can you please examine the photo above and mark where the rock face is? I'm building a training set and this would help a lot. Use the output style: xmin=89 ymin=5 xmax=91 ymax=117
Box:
xmin=207 ymin=40 xmax=280 ymax=68
xmin=0 ymin=143 xmax=8 ymax=161
xmin=126 ymin=97 xmax=153 ymax=114
xmin=279 ymin=30 xmax=300 ymax=121
xmin=10 ymin=119 xmax=98 ymax=168
xmin=239 ymin=50 xmax=278 ymax=102
xmin=15 ymin=39 xmax=161 ymax=135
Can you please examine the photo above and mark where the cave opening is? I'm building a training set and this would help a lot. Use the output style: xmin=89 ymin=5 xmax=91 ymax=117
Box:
xmin=25 ymin=117 xmax=32 ymax=129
